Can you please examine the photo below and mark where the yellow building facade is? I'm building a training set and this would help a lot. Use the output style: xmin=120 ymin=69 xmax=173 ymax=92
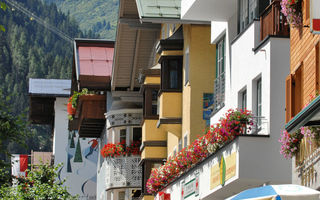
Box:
xmin=139 ymin=23 xmax=215 ymax=199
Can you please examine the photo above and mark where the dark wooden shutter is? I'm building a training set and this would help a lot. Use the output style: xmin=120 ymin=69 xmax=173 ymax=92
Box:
xmin=285 ymin=74 xmax=293 ymax=123
xmin=316 ymin=42 xmax=320 ymax=92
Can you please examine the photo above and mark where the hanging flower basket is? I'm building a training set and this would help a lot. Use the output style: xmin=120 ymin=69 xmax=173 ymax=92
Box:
xmin=280 ymin=0 xmax=302 ymax=27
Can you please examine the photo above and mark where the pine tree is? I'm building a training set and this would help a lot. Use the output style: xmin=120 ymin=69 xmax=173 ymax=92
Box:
xmin=69 ymin=132 xmax=75 ymax=148
xmin=74 ymin=138 xmax=82 ymax=162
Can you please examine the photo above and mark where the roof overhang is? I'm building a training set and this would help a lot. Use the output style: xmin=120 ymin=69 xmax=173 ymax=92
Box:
xmin=29 ymin=97 xmax=55 ymax=125
xmin=73 ymin=39 xmax=115 ymax=91
xmin=285 ymin=95 xmax=320 ymax=133
xmin=156 ymin=26 xmax=184 ymax=54
xmin=28 ymin=79 xmax=70 ymax=125
xmin=181 ymin=0 xmax=237 ymax=22
xmin=135 ymin=0 xmax=210 ymax=24
xmin=112 ymin=0 xmax=160 ymax=91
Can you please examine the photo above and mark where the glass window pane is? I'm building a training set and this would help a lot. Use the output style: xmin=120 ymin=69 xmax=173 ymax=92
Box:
xmin=169 ymin=60 xmax=178 ymax=89
xmin=120 ymin=129 xmax=126 ymax=144
xmin=249 ymin=0 xmax=257 ymax=22
xmin=133 ymin=128 xmax=141 ymax=142
xmin=242 ymin=90 xmax=247 ymax=110
xmin=240 ymin=0 xmax=249 ymax=32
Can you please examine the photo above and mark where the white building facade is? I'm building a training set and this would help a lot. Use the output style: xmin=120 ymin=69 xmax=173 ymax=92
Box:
xmin=29 ymin=79 xmax=98 ymax=199
xmin=153 ymin=0 xmax=292 ymax=199
xmin=97 ymin=92 xmax=143 ymax=200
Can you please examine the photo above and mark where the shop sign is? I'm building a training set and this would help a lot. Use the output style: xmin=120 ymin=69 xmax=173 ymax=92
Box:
xmin=210 ymin=152 xmax=237 ymax=190
xmin=311 ymin=0 xmax=320 ymax=34
xmin=182 ymin=175 xmax=199 ymax=199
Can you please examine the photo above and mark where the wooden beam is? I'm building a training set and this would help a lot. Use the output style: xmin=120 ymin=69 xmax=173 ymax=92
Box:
xmin=130 ymin=30 xmax=141 ymax=91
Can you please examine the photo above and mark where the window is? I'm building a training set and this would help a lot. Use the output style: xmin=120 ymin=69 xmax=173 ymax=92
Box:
xmin=238 ymin=0 xmax=269 ymax=33
xmin=173 ymin=147 xmax=177 ymax=157
xmin=161 ymin=57 xmax=183 ymax=91
xmin=118 ymin=191 xmax=125 ymax=200
xmin=183 ymin=134 xmax=188 ymax=148
xmin=143 ymin=87 xmax=159 ymax=118
xmin=214 ymin=37 xmax=225 ymax=112
xmin=241 ymin=90 xmax=247 ymax=110
xmin=161 ymin=25 xmax=165 ymax=39
xmin=178 ymin=139 xmax=182 ymax=151
xmin=256 ymin=78 xmax=262 ymax=127
xmin=185 ymin=48 xmax=190 ymax=85
xmin=133 ymin=127 xmax=142 ymax=142
xmin=120 ymin=129 xmax=126 ymax=144
xmin=239 ymin=0 xmax=249 ymax=32
xmin=152 ymin=90 xmax=158 ymax=115
xmin=216 ymin=37 xmax=225 ymax=78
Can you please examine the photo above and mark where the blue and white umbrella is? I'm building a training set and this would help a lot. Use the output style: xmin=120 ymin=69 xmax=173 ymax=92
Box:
xmin=229 ymin=184 xmax=320 ymax=200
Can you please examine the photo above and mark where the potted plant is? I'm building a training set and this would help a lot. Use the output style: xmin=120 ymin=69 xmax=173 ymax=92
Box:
xmin=280 ymin=0 xmax=302 ymax=27
xmin=67 ymin=88 xmax=91 ymax=120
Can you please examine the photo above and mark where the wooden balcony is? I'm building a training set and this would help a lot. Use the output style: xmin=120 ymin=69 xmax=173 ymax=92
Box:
xmin=260 ymin=0 xmax=289 ymax=41
xmin=76 ymin=94 xmax=106 ymax=138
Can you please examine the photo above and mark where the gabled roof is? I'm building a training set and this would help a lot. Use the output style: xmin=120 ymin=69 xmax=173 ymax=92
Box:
xmin=29 ymin=78 xmax=70 ymax=97
xmin=136 ymin=0 xmax=181 ymax=19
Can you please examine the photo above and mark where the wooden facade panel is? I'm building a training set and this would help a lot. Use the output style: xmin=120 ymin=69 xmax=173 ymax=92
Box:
xmin=289 ymin=0 xmax=320 ymax=116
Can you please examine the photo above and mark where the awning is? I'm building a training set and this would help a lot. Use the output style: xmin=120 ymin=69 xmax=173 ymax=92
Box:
xmin=285 ymin=95 xmax=320 ymax=133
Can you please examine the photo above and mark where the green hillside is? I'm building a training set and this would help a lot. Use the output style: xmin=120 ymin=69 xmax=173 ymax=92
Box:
xmin=0 ymin=0 xmax=85 ymax=154
xmin=44 ymin=0 xmax=119 ymax=40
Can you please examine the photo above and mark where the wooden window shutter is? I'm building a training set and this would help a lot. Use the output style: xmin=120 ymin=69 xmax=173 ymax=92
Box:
xmin=316 ymin=42 xmax=320 ymax=93
xmin=285 ymin=74 xmax=293 ymax=123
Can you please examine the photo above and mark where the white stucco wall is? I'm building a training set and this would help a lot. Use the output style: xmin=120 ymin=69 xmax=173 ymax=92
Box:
xmin=53 ymin=97 xmax=98 ymax=199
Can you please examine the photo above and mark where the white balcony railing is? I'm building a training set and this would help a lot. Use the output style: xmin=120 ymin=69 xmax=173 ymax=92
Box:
xmin=105 ymin=156 xmax=142 ymax=190
xmin=248 ymin=116 xmax=268 ymax=135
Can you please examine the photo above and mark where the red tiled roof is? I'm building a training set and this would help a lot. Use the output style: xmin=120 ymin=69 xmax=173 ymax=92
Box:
xmin=78 ymin=46 xmax=114 ymax=77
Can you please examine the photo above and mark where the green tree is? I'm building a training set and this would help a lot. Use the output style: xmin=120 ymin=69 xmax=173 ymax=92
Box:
xmin=0 ymin=1 xmax=6 ymax=32
xmin=0 ymin=164 xmax=78 ymax=199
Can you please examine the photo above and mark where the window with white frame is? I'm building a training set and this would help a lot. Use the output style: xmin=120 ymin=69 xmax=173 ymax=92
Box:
xmin=214 ymin=36 xmax=225 ymax=112
xmin=183 ymin=133 xmax=188 ymax=148
xmin=256 ymin=78 xmax=262 ymax=127
xmin=241 ymin=89 xmax=247 ymax=110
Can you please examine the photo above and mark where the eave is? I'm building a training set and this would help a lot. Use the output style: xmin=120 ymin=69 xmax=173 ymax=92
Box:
xmin=285 ymin=95 xmax=320 ymax=133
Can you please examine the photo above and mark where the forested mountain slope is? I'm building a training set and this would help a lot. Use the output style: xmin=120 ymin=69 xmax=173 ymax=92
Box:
xmin=44 ymin=0 xmax=119 ymax=40
xmin=0 ymin=0 xmax=84 ymax=154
